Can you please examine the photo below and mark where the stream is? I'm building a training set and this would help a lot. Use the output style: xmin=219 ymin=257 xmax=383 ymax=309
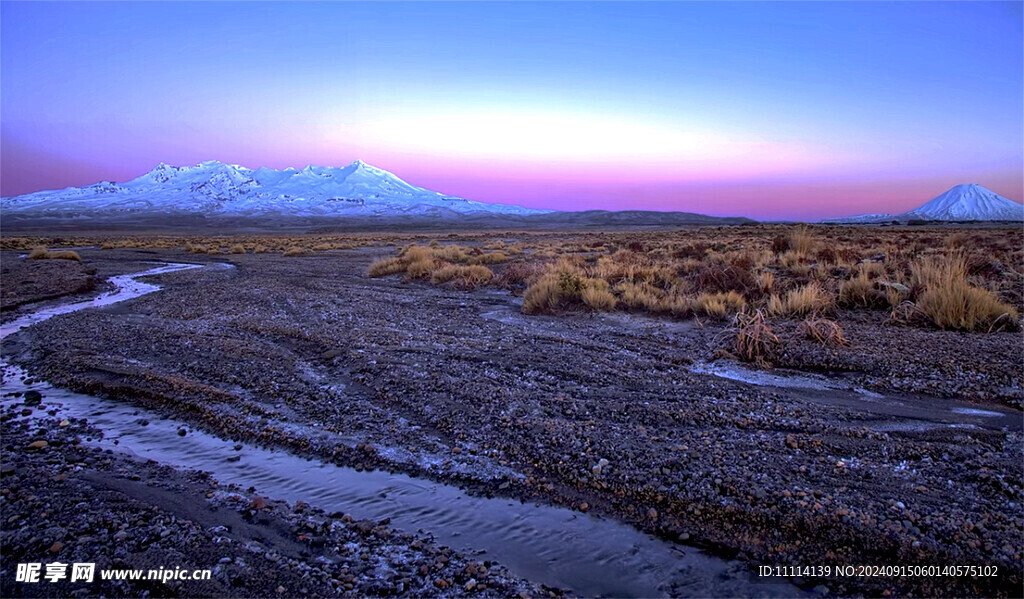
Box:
xmin=0 ymin=263 xmax=801 ymax=598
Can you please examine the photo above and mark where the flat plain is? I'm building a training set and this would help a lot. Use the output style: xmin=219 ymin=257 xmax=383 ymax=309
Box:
xmin=1 ymin=224 xmax=1021 ymax=597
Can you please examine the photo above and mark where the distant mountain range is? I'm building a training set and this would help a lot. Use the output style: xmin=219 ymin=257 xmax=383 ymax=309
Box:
xmin=823 ymin=184 xmax=1024 ymax=223
xmin=0 ymin=161 xmax=753 ymax=230
xmin=1 ymin=160 xmax=547 ymax=218
xmin=7 ymin=161 xmax=1012 ymax=231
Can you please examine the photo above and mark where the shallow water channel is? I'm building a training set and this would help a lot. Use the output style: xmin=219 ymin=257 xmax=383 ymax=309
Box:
xmin=0 ymin=263 xmax=801 ymax=598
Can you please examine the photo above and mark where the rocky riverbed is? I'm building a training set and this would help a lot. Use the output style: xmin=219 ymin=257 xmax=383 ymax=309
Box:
xmin=0 ymin=400 xmax=550 ymax=598
xmin=1 ymin=246 xmax=1021 ymax=597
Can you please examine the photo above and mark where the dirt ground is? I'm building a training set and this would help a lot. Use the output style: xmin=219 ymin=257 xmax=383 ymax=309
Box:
xmin=1 ymin=241 xmax=1021 ymax=597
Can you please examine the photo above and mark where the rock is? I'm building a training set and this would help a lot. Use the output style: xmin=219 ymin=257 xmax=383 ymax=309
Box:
xmin=878 ymin=281 xmax=910 ymax=294
xmin=49 ymin=541 xmax=63 ymax=554
xmin=28 ymin=440 xmax=48 ymax=449
xmin=578 ymin=502 xmax=589 ymax=512
xmin=177 ymin=428 xmax=187 ymax=437
xmin=647 ymin=508 xmax=659 ymax=521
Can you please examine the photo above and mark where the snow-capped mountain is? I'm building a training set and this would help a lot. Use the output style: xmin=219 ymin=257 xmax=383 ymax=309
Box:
xmin=1 ymin=160 xmax=548 ymax=218
xmin=903 ymin=184 xmax=1023 ymax=221
xmin=823 ymin=184 xmax=1023 ymax=223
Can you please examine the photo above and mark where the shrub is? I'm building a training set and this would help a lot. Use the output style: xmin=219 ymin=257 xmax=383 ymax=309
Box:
xmin=27 ymin=247 xmax=48 ymax=259
xmin=496 ymin=261 xmax=545 ymax=288
xmin=229 ymin=244 xmax=246 ymax=254
xmin=282 ymin=247 xmax=312 ymax=257
xmin=771 ymin=235 xmax=789 ymax=255
xmin=689 ymin=258 xmax=756 ymax=295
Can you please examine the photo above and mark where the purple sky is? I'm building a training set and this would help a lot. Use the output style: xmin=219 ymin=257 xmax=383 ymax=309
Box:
xmin=2 ymin=2 xmax=1021 ymax=220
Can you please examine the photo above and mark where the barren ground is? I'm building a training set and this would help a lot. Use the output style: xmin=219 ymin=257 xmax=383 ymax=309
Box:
xmin=1 ymin=237 xmax=1021 ymax=597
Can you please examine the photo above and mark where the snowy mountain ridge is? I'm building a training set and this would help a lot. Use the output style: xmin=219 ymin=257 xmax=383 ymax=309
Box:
xmin=2 ymin=160 xmax=549 ymax=218
xmin=823 ymin=184 xmax=1023 ymax=223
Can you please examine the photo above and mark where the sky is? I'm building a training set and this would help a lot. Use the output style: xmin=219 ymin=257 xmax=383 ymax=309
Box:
xmin=1 ymin=1 xmax=1021 ymax=220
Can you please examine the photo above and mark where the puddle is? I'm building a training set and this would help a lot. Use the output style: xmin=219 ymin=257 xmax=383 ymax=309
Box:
xmin=691 ymin=361 xmax=1022 ymax=433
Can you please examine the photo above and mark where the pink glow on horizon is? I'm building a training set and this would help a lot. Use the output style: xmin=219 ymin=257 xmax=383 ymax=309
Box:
xmin=3 ymin=137 xmax=1021 ymax=222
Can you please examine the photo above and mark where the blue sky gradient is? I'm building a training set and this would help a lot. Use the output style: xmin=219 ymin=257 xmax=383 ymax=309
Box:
xmin=2 ymin=1 xmax=1021 ymax=218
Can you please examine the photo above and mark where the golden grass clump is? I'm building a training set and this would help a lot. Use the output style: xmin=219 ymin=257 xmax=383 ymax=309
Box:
xmin=368 ymin=256 xmax=406 ymax=277
xmin=229 ymin=244 xmax=246 ymax=254
xmin=282 ymin=247 xmax=312 ymax=257
xmin=911 ymin=254 xmax=1019 ymax=331
xmin=767 ymin=282 xmax=833 ymax=317
xmin=693 ymin=291 xmax=747 ymax=319
xmin=787 ymin=228 xmax=816 ymax=256
xmin=838 ymin=271 xmax=882 ymax=308
xmin=581 ymin=280 xmax=617 ymax=310
xmin=522 ymin=259 xmax=611 ymax=314
xmin=732 ymin=309 xmax=781 ymax=367
xmin=27 ymin=247 xmax=82 ymax=261
xmin=430 ymin=264 xmax=493 ymax=289
xmin=469 ymin=251 xmax=508 ymax=265
xmin=799 ymin=316 xmax=850 ymax=348
xmin=616 ymin=281 xmax=665 ymax=312
xmin=405 ymin=257 xmax=436 ymax=279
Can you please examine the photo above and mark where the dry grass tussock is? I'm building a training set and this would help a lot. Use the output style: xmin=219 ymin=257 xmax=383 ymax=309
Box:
xmin=909 ymin=254 xmax=1019 ymax=331
xmin=522 ymin=258 xmax=612 ymax=314
xmin=799 ymin=316 xmax=850 ymax=347
xmin=360 ymin=227 xmax=1021 ymax=337
xmin=731 ymin=309 xmax=781 ymax=367
xmin=367 ymin=244 xmax=497 ymax=288
xmin=767 ymin=282 xmax=832 ymax=317
xmin=27 ymin=247 xmax=82 ymax=261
